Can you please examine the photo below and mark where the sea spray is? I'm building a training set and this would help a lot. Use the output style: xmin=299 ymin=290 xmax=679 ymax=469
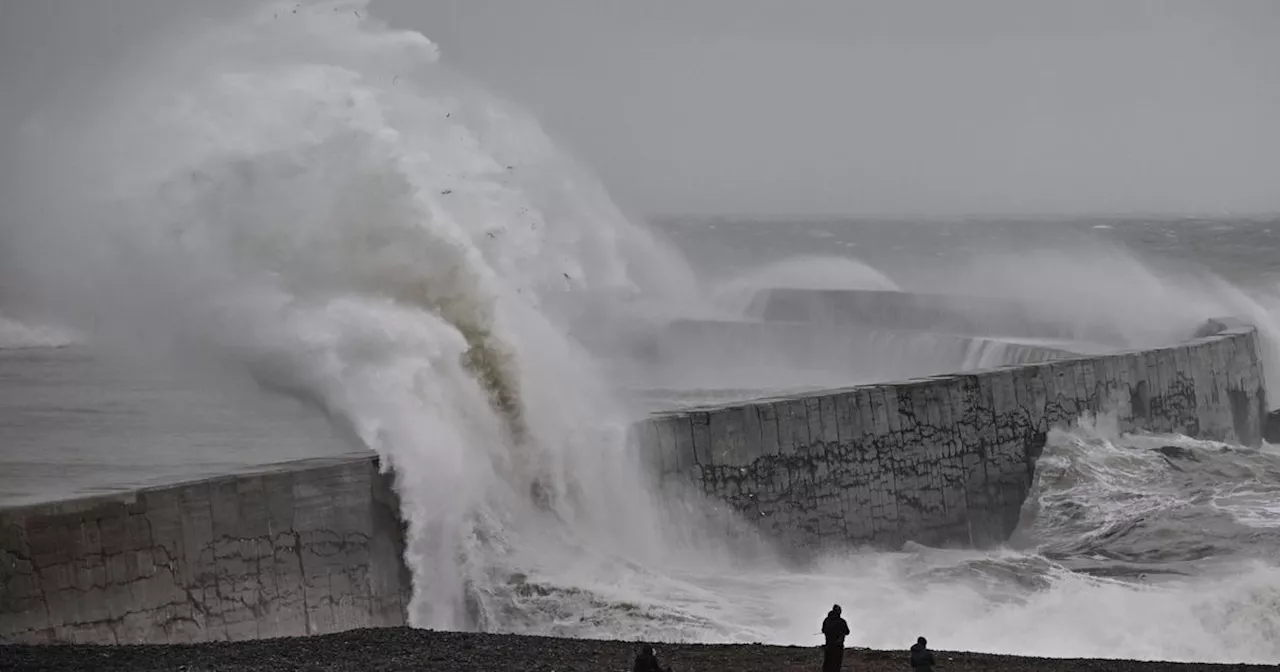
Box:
xmin=704 ymin=233 xmax=1280 ymax=395
xmin=3 ymin=0 xmax=1280 ymax=663
xmin=0 ymin=0 xmax=758 ymax=630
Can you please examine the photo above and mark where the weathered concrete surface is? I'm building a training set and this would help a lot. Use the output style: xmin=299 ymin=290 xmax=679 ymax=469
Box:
xmin=1 ymin=318 xmax=1268 ymax=646
xmin=0 ymin=454 xmax=409 ymax=645
xmin=1264 ymin=409 xmax=1280 ymax=444
xmin=635 ymin=319 xmax=1268 ymax=551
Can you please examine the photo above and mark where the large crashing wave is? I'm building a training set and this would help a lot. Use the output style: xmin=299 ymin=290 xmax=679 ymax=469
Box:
xmin=4 ymin=0 xmax=1280 ymax=663
xmin=1 ymin=0 xmax=754 ymax=630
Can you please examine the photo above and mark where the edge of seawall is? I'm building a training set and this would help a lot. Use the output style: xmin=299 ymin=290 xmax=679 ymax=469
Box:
xmin=0 ymin=318 xmax=1268 ymax=645
xmin=632 ymin=317 xmax=1268 ymax=551
xmin=0 ymin=453 xmax=411 ymax=645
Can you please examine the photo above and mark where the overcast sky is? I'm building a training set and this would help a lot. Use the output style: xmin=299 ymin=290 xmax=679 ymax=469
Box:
xmin=372 ymin=0 xmax=1280 ymax=217
xmin=3 ymin=0 xmax=1278 ymax=217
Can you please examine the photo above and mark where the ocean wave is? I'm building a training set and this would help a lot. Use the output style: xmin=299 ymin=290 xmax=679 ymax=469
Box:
xmin=1021 ymin=413 xmax=1280 ymax=566
xmin=1 ymin=0 xmax=744 ymax=634
xmin=4 ymin=0 xmax=1280 ymax=664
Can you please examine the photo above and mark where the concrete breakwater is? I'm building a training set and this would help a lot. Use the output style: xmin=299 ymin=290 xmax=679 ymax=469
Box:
xmin=0 ymin=318 xmax=1268 ymax=645
xmin=0 ymin=455 xmax=410 ymax=645
xmin=632 ymin=317 xmax=1268 ymax=550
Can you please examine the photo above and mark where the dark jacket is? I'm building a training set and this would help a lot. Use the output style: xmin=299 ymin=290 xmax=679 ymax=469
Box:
xmin=633 ymin=649 xmax=668 ymax=672
xmin=821 ymin=611 xmax=850 ymax=646
xmin=910 ymin=642 xmax=935 ymax=670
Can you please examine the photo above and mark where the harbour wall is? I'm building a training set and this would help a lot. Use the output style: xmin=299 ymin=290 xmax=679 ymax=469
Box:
xmin=0 ymin=454 xmax=410 ymax=645
xmin=633 ymin=318 xmax=1268 ymax=550
xmin=1 ymin=318 xmax=1268 ymax=645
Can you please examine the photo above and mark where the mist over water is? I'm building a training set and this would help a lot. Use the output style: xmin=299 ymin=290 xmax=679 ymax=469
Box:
xmin=2 ymin=0 xmax=709 ymax=628
xmin=0 ymin=314 xmax=74 ymax=350
xmin=2 ymin=0 xmax=1280 ymax=664
xmin=674 ymin=220 xmax=1280 ymax=397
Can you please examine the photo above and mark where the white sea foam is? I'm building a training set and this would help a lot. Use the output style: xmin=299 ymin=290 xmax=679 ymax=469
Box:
xmin=3 ymin=0 xmax=726 ymax=630
xmin=3 ymin=0 xmax=1280 ymax=664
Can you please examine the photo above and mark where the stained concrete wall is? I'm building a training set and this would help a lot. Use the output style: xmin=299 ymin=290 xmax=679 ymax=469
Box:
xmin=2 ymin=320 xmax=1268 ymax=646
xmin=0 ymin=453 xmax=409 ymax=645
xmin=634 ymin=319 xmax=1268 ymax=551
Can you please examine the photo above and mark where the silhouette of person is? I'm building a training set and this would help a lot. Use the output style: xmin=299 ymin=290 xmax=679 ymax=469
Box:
xmin=909 ymin=636 xmax=936 ymax=671
xmin=821 ymin=604 xmax=850 ymax=672
xmin=633 ymin=643 xmax=672 ymax=672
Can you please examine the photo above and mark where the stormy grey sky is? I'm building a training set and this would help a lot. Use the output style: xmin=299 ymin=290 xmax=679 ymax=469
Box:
xmin=3 ymin=0 xmax=1279 ymax=217
xmin=373 ymin=0 xmax=1280 ymax=217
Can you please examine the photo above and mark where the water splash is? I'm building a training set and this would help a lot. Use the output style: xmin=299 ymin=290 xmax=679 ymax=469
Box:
xmin=4 ymin=0 xmax=1280 ymax=664
xmin=1 ymin=0 xmax=750 ymax=631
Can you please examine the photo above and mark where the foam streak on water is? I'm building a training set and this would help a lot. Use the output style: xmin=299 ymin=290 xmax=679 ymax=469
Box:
xmin=3 ymin=1 xmax=1280 ymax=665
xmin=0 ymin=314 xmax=75 ymax=350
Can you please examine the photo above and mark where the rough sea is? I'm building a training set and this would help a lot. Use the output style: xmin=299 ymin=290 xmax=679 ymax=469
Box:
xmin=2 ymin=1 xmax=1279 ymax=664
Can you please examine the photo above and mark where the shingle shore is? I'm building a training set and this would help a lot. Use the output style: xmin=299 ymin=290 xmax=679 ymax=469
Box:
xmin=2 ymin=627 xmax=1272 ymax=672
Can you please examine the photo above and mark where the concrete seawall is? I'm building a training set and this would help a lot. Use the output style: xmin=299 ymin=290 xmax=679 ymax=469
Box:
xmin=634 ymin=318 xmax=1268 ymax=550
xmin=0 ymin=454 xmax=409 ymax=645
xmin=1 ymin=319 xmax=1268 ymax=645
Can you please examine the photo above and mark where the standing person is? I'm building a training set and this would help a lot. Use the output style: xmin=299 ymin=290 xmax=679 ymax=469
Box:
xmin=633 ymin=643 xmax=672 ymax=672
xmin=909 ymin=636 xmax=936 ymax=671
xmin=821 ymin=604 xmax=850 ymax=672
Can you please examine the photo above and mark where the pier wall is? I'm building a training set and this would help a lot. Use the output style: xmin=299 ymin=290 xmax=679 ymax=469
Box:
xmin=1 ymin=320 xmax=1267 ymax=645
xmin=634 ymin=318 xmax=1268 ymax=550
xmin=0 ymin=454 xmax=409 ymax=645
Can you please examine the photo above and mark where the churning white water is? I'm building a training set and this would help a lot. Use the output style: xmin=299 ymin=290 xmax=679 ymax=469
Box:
xmin=5 ymin=0 xmax=728 ymax=631
xmin=4 ymin=1 xmax=1280 ymax=664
